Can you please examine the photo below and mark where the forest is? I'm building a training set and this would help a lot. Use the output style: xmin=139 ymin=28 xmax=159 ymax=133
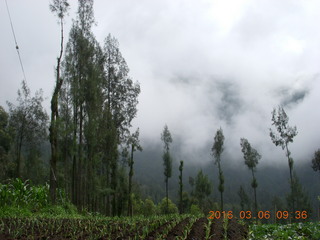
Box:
xmin=1 ymin=0 xmax=320 ymax=239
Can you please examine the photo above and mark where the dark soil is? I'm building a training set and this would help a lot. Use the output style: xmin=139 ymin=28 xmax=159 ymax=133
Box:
xmin=227 ymin=218 xmax=248 ymax=240
xmin=209 ymin=218 xmax=225 ymax=240
xmin=1 ymin=216 xmax=249 ymax=239
xmin=186 ymin=217 xmax=208 ymax=240
xmin=166 ymin=217 xmax=190 ymax=240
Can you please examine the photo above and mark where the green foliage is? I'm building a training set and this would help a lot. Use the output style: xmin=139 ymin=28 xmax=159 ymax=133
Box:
xmin=311 ymin=149 xmax=320 ymax=172
xmin=7 ymin=81 xmax=48 ymax=179
xmin=0 ymin=205 xmax=32 ymax=218
xmin=58 ymin=0 xmax=141 ymax=214
xmin=238 ymin=185 xmax=250 ymax=211
xmin=103 ymin=34 xmax=141 ymax=142
xmin=163 ymin=151 xmax=172 ymax=179
xmin=0 ymin=106 xmax=12 ymax=181
xmin=158 ymin=197 xmax=178 ymax=215
xmin=211 ymin=127 xmax=225 ymax=210
xmin=194 ymin=169 xmax=212 ymax=209
xmin=0 ymin=214 xmax=193 ymax=239
xmin=240 ymin=138 xmax=260 ymax=214
xmin=181 ymin=191 xmax=191 ymax=213
xmin=131 ymin=194 xmax=144 ymax=215
xmin=251 ymin=177 xmax=258 ymax=188
xmin=286 ymin=172 xmax=312 ymax=215
xmin=0 ymin=106 xmax=10 ymax=153
xmin=190 ymin=204 xmax=202 ymax=216
xmin=249 ymin=222 xmax=320 ymax=240
xmin=240 ymin=138 xmax=261 ymax=170
xmin=211 ymin=127 xmax=225 ymax=161
xmin=161 ymin=125 xmax=173 ymax=180
xmin=161 ymin=124 xmax=173 ymax=152
xmin=142 ymin=198 xmax=157 ymax=216
xmin=269 ymin=106 xmax=298 ymax=149
xmin=0 ymin=178 xmax=48 ymax=208
xmin=49 ymin=0 xmax=70 ymax=20
xmin=0 ymin=178 xmax=78 ymax=218
xmin=161 ymin=124 xmax=173 ymax=213
xmin=269 ymin=106 xmax=298 ymax=213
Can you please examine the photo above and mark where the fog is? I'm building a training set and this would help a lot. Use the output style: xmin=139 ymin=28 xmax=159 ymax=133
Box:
xmin=1 ymin=0 xmax=320 ymax=166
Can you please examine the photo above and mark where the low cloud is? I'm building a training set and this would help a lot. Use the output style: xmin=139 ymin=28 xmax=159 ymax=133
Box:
xmin=1 ymin=0 xmax=320 ymax=166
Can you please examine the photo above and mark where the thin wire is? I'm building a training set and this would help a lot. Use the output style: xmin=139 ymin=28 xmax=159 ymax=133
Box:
xmin=5 ymin=0 xmax=27 ymax=82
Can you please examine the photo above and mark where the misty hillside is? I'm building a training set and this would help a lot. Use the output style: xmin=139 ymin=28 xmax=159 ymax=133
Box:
xmin=133 ymin=142 xmax=320 ymax=211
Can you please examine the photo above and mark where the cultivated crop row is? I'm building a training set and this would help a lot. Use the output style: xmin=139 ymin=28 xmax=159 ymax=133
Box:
xmin=2 ymin=214 xmax=319 ymax=239
xmin=0 ymin=215 xmax=249 ymax=240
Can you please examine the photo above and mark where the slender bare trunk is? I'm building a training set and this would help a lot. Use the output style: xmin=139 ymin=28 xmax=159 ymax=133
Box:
xmin=285 ymin=143 xmax=295 ymax=213
xmin=128 ymin=144 xmax=134 ymax=217
xmin=50 ymin=18 xmax=64 ymax=204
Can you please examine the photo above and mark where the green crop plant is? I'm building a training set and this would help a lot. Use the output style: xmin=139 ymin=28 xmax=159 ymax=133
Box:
xmin=185 ymin=215 xmax=197 ymax=237
xmin=205 ymin=219 xmax=212 ymax=240
xmin=223 ymin=217 xmax=228 ymax=240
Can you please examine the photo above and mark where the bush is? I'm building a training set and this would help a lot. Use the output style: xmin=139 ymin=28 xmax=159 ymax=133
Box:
xmin=142 ymin=198 xmax=156 ymax=216
xmin=0 ymin=178 xmax=79 ymax=217
xmin=158 ymin=197 xmax=179 ymax=214
xmin=0 ymin=178 xmax=50 ymax=207
xmin=132 ymin=194 xmax=144 ymax=215
xmin=190 ymin=204 xmax=202 ymax=215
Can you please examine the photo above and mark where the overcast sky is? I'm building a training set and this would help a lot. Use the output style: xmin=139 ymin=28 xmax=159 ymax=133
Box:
xmin=1 ymin=0 xmax=320 ymax=166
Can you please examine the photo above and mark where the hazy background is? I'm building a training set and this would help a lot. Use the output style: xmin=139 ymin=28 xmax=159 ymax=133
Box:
xmin=1 ymin=0 xmax=320 ymax=167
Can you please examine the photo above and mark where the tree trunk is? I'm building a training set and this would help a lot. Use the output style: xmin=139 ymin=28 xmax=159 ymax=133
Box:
xmin=252 ymin=169 xmax=257 ymax=217
xmin=166 ymin=178 xmax=169 ymax=213
xmin=218 ymin=161 xmax=223 ymax=211
xmin=285 ymin=143 xmax=295 ymax=213
xmin=49 ymin=18 xmax=64 ymax=204
xmin=72 ymin=102 xmax=78 ymax=206
xmin=106 ymin=159 xmax=110 ymax=216
xmin=179 ymin=169 xmax=183 ymax=214
xmin=220 ymin=191 xmax=223 ymax=211
xmin=111 ymin=160 xmax=117 ymax=216
xmin=128 ymin=144 xmax=134 ymax=217
xmin=16 ymin=130 xmax=23 ymax=179
xmin=79 ymin=103 xmax=83 ymax=208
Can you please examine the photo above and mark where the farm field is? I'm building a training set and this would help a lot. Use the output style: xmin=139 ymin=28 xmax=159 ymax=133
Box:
xmin=2 ymin=215 xmax=318 ymax=240
xmin=0 ymin=215 xmax=248 ymax=240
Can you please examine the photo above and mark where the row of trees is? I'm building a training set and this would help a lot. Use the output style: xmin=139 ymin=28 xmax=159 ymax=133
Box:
xmin=48 ymin=0 xmax=141 ymax=215
xmin=160 ymin=106 xmax=314 ymax=217
xmin=1 ymin=0 xmax=142 ymax=217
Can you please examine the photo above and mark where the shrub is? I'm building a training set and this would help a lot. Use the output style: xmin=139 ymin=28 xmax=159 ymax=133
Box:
xmin=158 ymin=197 xmax=179 ymax=214
xmin=190 ymin=204 xmax=202 ymax=215
xmin=0 ymin=178 xmax=78 ymax=217
xmin=142 ymin=198 xmax=156 ymax=216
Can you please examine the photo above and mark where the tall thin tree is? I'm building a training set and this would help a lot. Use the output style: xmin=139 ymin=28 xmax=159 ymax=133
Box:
xmin=211 ymin=127 xmax=225 ymax=211
xmin=161 ymin=124 xmax=173 ymax=213
xmin=127 ymin=128 xmax=142 ymax=217
xmin=178 ymin=160 xmax=184 ymax=214
xmin=269 ymin=106 xmax=297 ymax=213
xmin=49 ymin=0 xmax=69 ymax=204
xmin=240 ymin=138 xmax=261 ymax=217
